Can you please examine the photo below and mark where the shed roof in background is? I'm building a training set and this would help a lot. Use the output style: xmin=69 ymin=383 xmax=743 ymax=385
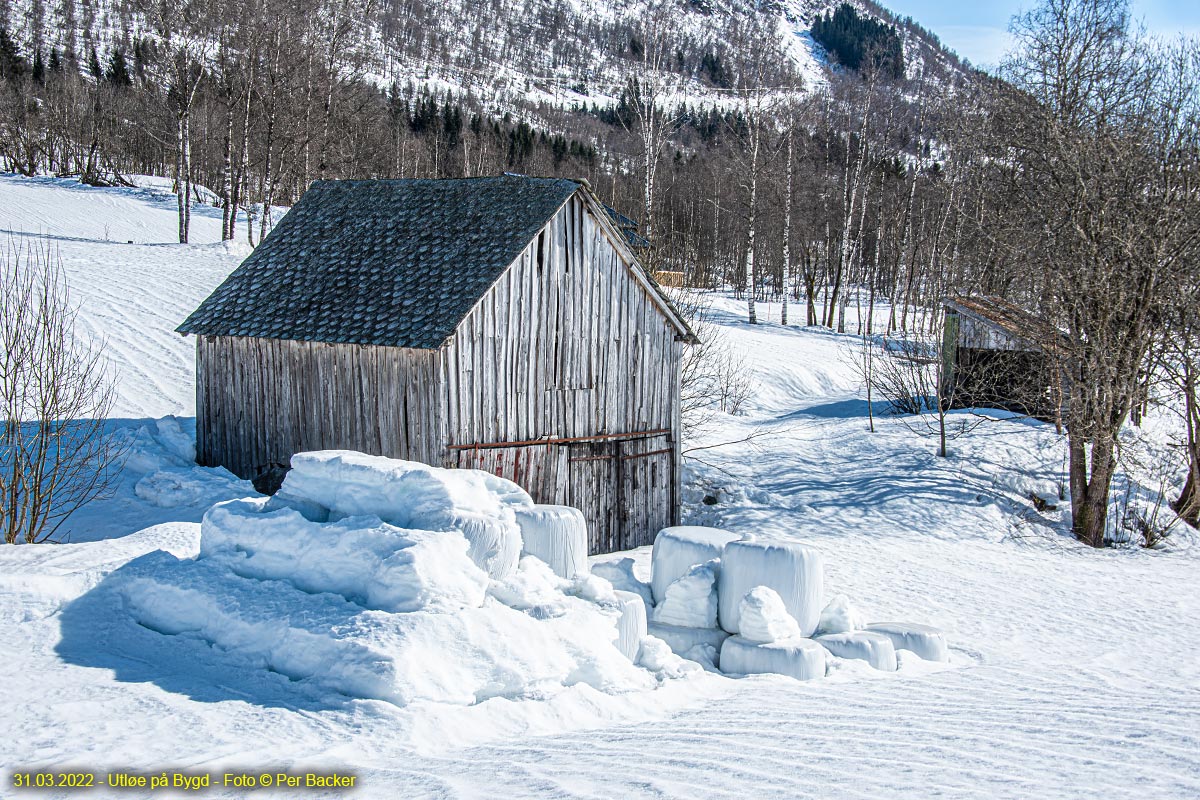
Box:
xmin=943 ymin=296 xmax=1067 ymax=353
xmin=177 ymin=176 xmax=584 ymax=349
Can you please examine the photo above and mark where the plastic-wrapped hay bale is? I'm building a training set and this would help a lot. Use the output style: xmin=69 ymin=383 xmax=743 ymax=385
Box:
xmin=613 ymin=590 xmax=647 ymax=662
xmin=816 ymin=631 xmax=898 ymax=671
xmin=651 ymin=561 xmax=718 ymax=628
xmin=717 ymin=540 xmax=824 ymax=636
xmin=651 ymin=526 xmax=741 ymax=604
xmin=737 ymin=587 xmax=802 ymax=643
xmin=720 ymin=636 xmax=827 ymax=681
xmin=866 ymin=623 xmax=949 ymax=662
xmin=514 ymin=504 xmax=588 ymax=579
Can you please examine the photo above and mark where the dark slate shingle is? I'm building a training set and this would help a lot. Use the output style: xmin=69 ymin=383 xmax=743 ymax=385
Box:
xmin=177 ymin=176 xmax=581 ymax=349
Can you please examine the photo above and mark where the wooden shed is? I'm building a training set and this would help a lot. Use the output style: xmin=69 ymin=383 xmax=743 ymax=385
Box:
xmin=177 ymin=176 xmax=695 ymax=554
xmin=941 ymin=296 xmax=1067 ymax=422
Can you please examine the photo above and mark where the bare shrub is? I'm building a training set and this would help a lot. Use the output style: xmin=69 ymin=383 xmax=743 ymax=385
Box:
xmin=672 ymin=291 xmax=754 ymax=439
xmin=873 ymin=336 xmax=938 ymax=415
xmin=1 ymin=240 xmax=121 ymax=543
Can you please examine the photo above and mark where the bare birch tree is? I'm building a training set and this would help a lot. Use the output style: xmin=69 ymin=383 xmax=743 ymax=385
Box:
xmin=1 ymin=240 xmax=120 ymax=544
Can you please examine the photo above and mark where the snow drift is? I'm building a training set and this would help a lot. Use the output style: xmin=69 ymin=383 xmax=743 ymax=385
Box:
xmin=102 ymin=451 xmax=700 ymax=708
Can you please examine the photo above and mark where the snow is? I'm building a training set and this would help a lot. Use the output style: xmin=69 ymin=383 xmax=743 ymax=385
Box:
xmin=650 ymin=560 xmax=720 ymax=628
xmin=719 ymin=636 xmax=828 ymax=682
xmin=278 ymin=451 xmax=530 ymax=578
xmin=646 ymin=623 xmax=731 ymax=666
xmin=200 ymin=497 xmax=490 ymax=613
xmin=736 ymin=586 xmax=803 ymax=643
xmin=717 ymin=539 xmax=825 ymax=637
xmin=97 ymin=548 xmax=657 ymax=708
xmin=6 ymin=174 xmax=1200 ymax=797
xmin=516 ymin=504 xmax=589 ymax=579
xmin=866 ymin=622 xmax=950 ymax=662
xmin=816 ymin=631 xmax=898 ymax=672
xmin=650 ymin=525 xmax=741 ymax=604
xmin=816 ymin=593 xmax=867 ymax=635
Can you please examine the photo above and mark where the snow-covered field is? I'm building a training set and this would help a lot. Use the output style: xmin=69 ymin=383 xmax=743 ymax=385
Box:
xmin=2 ymin=175 xmax=1199 ymax=798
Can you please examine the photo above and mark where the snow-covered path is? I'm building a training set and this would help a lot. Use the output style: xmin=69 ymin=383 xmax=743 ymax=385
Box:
xmin=2 ymin=176 xmax=1198 ymax=798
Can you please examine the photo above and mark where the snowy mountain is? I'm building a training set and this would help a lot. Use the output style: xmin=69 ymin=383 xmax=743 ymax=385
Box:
xmin=0 ymin=0 xmax=972 ymax=116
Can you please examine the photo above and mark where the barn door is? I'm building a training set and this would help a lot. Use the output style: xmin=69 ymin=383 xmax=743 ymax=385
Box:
xmin=617 ymin=437 xmax=674 ymax=550
xmin=453 ymin=432 xmax=675 ymax=555
xmin=565 ymin=441 xmax=618 ymax=554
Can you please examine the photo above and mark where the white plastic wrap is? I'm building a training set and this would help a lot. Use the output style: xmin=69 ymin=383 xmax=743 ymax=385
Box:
xmin=717 ymin=540 xmax=824 ymax=636
xmin=866 ymin=623 xmax=949 ymax=662
xmin=650 ymin=526 xmax=741 ymax=604
xmin=276 ymin=451 xmax=530 ymax=579
xmin=719 ymin=635 xmax=827 ymax=681
xmin=613 ymin=590 xmax=648 ymax=662
xmin=650 ymin=561 xmax=719 ymax=629
xmin=737 ymin=587 xmax=802 ymax=643
xmin=816 ymin=594 xmax=867 ymax=635
xmin=647 ymin=622 xmax=731 ymax=666
xmin=816 ymin=631 xmax=898 ymax=671
xmin=514 ymin=504 xmax=589 ymax=579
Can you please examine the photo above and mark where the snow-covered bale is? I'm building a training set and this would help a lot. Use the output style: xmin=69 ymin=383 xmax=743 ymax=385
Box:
xmin=816 ymin=631 xmax=897 ymax=671
xmin=650 ymin=561 xmax=719 ymax=629
xmin=591 ymin=557 xmax=653 ymax=609
xmin=866 ymin=623 xmax=949 ymax=662
xmin=111 ymin=550 xmax=654 ymax=706
xmin=277 ymin=451 xmax=531 ymax=578
xmin=816 ymin=594 xmax=867 ymax=635
xmin=650 ymin=526 xmax=741 ymax=604
xmin=717 ymin=540 xmax=824 ymax=636
xmin=613 ymin=590 xmax=648 ymax=662
xmin=647 ymin=623 xmax=731 ymax=666
xmin=200 ymin=497 xmax=489 ymax=613
xmin=737 ymin=587 xmax=803 ymax=643
xmin=636 ymin=636 xmax=703 ymax=680
xmin=515 ymin=505 xmax=588 ymax=579
xmin=719 ymin=636 xmax=827 ymax=681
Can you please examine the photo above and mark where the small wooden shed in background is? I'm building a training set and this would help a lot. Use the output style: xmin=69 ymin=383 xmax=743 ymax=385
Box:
xmin=178 ymin=176 xmax=696 ymax=554
xmin=941 ymin=296 xmax=1067 ymax=422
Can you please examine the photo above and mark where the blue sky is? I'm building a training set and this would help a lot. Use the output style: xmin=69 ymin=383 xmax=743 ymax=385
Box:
xmin=880 ymin=0 xmax=1200 ymax=69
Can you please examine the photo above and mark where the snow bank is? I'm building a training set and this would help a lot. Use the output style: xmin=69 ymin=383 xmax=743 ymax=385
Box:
xmin=816 ymin=595 xmax=866 ymax=635
xmin=515 ymin=505 xmax=589 ymax=579
xmin=277 ymin=451 xmax=531 ymax=578
xmin=737 ymin=587 xmax=803 ymax=643
xmin=113 ymin=550 xmax=652 ymax=706
xmin=720 ymin=636 xmax=827 ymax=682
xmin=651 ymin=526 xmax=741 ymax=604
xmin=718 ymin=540 xmax=824 ymax=637
xmin=200 ymin=497 xmax=489 ymax=613
xmin=866 ymin=623 xmax=949 ymax=662
xmin=651 ymin=561 xmax=719 ymax=628
xmin=816 ymin=632 xmax=898 ymax=672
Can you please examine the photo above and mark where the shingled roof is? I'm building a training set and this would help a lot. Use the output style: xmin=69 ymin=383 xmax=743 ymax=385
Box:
xmin=177 ymin=176 xmax=584 ymax=349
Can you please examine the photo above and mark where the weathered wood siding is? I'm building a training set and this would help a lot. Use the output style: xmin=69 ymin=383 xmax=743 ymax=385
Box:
xmin=195 ymin=190 xmax=684 ymax=553
xmin=195 ymin=336 xmax=445 ymax=478
xmin=441 ymin=194 xmax=682 ymax=550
